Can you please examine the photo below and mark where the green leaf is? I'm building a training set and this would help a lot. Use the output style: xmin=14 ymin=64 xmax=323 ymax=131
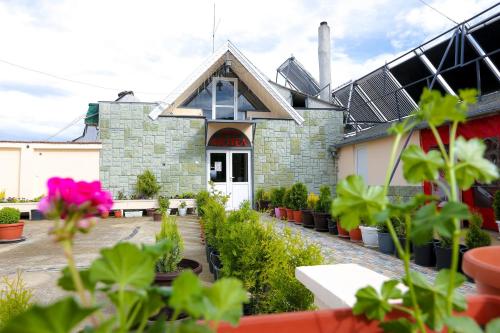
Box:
xmin=401 ymin=145 xmax=445 ymax=183
xmin=82 ymin=319 xmax=115 ymax=333
xmin=331 ymin=175 xmax=387 ymax=230
xmin=379 ymin=318 xmax=417 ymax=333
xmin=416 ymin=89 xmax=467 ymax=126
xmin=177 ymin=321 xmax=213 ymax=333
xmin=142 ymin=240 xmax=171 ymax=260
xmin=444 ymin=316 xmax=483 ymax=333
xmin=455 ymin=137 xmax=499 ymax=190
xmin=0 ymin=297 xmax=97 ymax=333
xmin=168 ymin=271 xmax=205 ymax=318
xmin=353 ymin=279 xmax=401 ymax=321
xmin=202 ymin=278 xmax=248 ymax=325
xmin=486 ymin=318 xmax=500 ymax=333
xmin=58 ymin=267 xmax=96 ymax=293
xmin=90 ymin=242 xmax=155 ymax=289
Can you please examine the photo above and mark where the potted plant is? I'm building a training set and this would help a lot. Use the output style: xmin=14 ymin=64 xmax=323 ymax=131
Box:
xmin=284 ymin=188 xmax=295 ymax=222
xmin=359 ymin=220 xmax=378 ymax=247
xmin=134 ymin=169 xmax=161 ymax=199
xmin=100 ymin=210 xmax=109 ymax=219
xmin=376 ymin=220 xmax=394 ymax=254
xmin=413 ymin=239 xmax=436 ymax=267
xmin=462 ymin=213 xmax=492 ymax=282
xmin=393 ymin=217 xmax=411 ymax=258
xmin=276 ymin=187 xmax=287 ymax=220
xmin=270 ymin=188 xmax=281 ymax=219
xmin=434 ymin=236 xmax=467 ymax=271
xmin=327 ymin=216 xmax=338 ymax=235
xmin=153 ymin=195 xmax=170 ymax=221
xmin=0 ymin=207 xmax=24 ymax=240
xmin=30 ymin=195 xmax=44 ymax=220
xmin=302 ymin=192 xmax=318 ymax=228
xmin=113 ymin=210 xmax=122 ymax=218
xmin=494 ymin=190 xmax=500 ymax=233
xmin=290 ymin=182 xmax=308 ymax=225
xmin=178 ymin=201 xmax=187 ymax=216
xmin=313 ymin=185 xmax=331 ymax=232
xmin=255 ymin=188 xmax=271 ymax=212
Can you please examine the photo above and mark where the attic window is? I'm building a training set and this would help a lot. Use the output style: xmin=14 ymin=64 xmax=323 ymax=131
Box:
xmin=291 ymin=92 xmax=306 ymax=108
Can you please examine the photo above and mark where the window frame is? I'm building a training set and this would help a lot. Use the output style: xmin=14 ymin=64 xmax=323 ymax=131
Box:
xmin=212 ymin=77 xmax=238 ymax=120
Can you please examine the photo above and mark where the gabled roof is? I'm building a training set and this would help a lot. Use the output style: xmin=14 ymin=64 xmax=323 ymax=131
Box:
xmin=148 ymin=41 xmax=304 ymax=124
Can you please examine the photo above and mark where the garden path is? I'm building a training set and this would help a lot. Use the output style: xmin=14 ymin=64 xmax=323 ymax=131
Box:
xmin=261 ymin=215 xmax=476 ymax=295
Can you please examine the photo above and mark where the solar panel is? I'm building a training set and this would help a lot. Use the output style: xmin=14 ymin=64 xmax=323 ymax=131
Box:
xmin=277 ymin=57 xmax=321 ymax=96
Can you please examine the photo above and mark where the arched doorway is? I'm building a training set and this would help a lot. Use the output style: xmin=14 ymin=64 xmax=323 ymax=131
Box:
xmin=207 ymin=128 xmax=252 ymax=210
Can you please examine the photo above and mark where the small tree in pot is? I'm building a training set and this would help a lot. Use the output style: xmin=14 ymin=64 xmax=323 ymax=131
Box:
xmin=283 ymin=188 xmax=294 ymax=222
xmin=135 ymin=169 xmax=161 ymax=199
xmin=465 ymin=213 xmax=492 ymax=250
xmin=153 ymin=195 xmax=170 ymax=221
xmin=376 ymin=220 xmax=394 ymax=254
xmin=313 ymin=185 xmax=331 ymax=232
xmin=302 ymin=192 xmax=318 ymax=228
xmin=0 ymin=207 xmax=24 ymax=241
xmin=274 ymin=187 xmax=287 ymax=220
xmin=289 ymin=182 xmax=308 ymax=225
xmin=178 ymin=201 xmax=188 ymax=216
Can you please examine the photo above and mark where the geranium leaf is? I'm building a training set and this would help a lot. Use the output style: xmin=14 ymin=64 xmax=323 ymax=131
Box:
xmin=455 ymin=137 xmax=499 ymax=190
xmin=486 ymin=318 xmax=500 ymax=333
xmin=168 ymin=271 xmax=205 ymax=318
xmin=415 ymin=89 xmax=470 ymax=126
xmin=90 ymin=242 xmax=155 ymax=289
xmin=202 ymin=278 xmax=248 ymax=325
xmin=379 ymin=318 xmax=417 ymax=333
xmin=331 ymin=175 xmax=387 ymax=230
xmin=58 ymin=267 xmax=96 ymax=293
xmin=0 ymin=297 xmax=97 ymax=333
xmin=353 ymin=279 xmax=400 ymax=321
xmin=444 ymin=316 xmax=483 ymax=333
xmin=401 ymin=145 xmax=445 ymax=183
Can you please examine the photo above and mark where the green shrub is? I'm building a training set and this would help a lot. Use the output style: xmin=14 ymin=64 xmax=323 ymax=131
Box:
xmin=155 ymin=216 xmax=184 ymax=273
xmin=134 ymin=170 xmax=161 ymax=199
xmin=202 ymin=198 xmax=227 ymax=249
xmin=0 ymin=272 xmax=33 ymax=328
xmin=0 ymin=208 xmax=20 ymax=225
xmin=306 ymin=192 xmax=319 ymax=210
xmin=270 ymin=187 xmax=286 ymax=208
xmin=157 ymin=195 xmax=170 ymax=215
xmin=465 ymin=213 xmax=491 ymax=249
xmin=494 ymin=191 xmax=500 ymax=221
xmin=283 ymin=188 xmax=292 ymax=209
xmin=195 ymin=190 xmax=210 ymax=217
xmin=315 ymin=185 xmax=331 ymax=213
xmin=289 ymin=182 xmax=308 ymax=211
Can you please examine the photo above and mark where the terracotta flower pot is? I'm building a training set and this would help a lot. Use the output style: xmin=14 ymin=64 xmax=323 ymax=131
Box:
xmin=293 ymin=210 xmax=302 ymax=224
xmin=278 ymin=207 xmax=287 ymax=220
xmin=301 ymin=209 xmax=314 ymax=228
xmin=286 ymin=208 xmax=295 ymax=222
xmin=348 ymin=227 xmax=362 ymax=242
xmin=113 ymin=210 xmax=122 ymax=218
xmin=0 ymin=222 xmax=25 ymax=240
xmin=274 ymin=207 xmax=281 ymax=219
xmin=218 ymin=295 xmax=500 ymax=333
xmin=463 ymin=246 xmax=500 ymax=296
xmin=100 ymin=211 xmax=109 ymax=219
xmin=337 ymin=222 xmax=350 ymax=238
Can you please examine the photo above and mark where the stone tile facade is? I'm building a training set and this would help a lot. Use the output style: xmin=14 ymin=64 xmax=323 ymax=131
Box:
xmin=99 ymin=103 xmax=344 ymax=199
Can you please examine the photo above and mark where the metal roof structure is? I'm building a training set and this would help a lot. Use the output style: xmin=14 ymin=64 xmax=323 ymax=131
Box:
xmin=276 ymin=57 xmax=321 ymax=96
xmin=332 ymin=4 xmax=500 ymax=136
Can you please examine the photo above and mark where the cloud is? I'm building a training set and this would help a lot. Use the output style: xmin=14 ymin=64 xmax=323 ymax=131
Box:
xmin=0 ymin=0 xmax=497 ymax=141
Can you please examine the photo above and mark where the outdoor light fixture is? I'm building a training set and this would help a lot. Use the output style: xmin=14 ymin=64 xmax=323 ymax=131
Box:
xmin=328 ymin=146 xmax=337 ymax=158
xmin=216 ymin=81 xmax=223 ymax=91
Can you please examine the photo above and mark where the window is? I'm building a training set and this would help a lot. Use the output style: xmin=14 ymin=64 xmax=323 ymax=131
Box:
xmin=213 ymin=78 xmax=237 ymax=120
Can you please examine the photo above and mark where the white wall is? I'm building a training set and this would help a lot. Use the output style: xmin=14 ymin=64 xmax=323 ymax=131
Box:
xmin=0 ymin=142 xmax=101 ymax=199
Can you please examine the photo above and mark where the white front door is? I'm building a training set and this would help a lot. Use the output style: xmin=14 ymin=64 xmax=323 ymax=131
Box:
xmin=207 ymin=150 xmax=251 ymax=210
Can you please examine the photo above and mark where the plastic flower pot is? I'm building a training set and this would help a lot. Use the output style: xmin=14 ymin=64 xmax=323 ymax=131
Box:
xmin=348 ymin=227 xmax=362 ymax=242
xmin=278 ymin=207 xmax=287 ymax=220
xmin=292 ymin=210 xmax=302 ymax=225
xmin=0 ymin=221 xmax=24 ymax=240
xmin=378 ymin=232 xmax=394 ymax=254
xmin=337 ymin=222 xmax=350 ymax=238
xmin=153 ymin=211 xmax=162 ymax=221
xmin=146 ymin=208 xmax=155 ymax=217
xmin=359 ymin=226 xmax=378 ymax=248
xmin=113 ymin=210 xmax=122 ymax=218
xmin=178 ymin=207 xmax=187 ymax=216
xmin=313 ymin=212 xmax=329 ymax=232
xmin=210 ymin=252 xmax=222 ymax=280
xmin=301 ymin=209 xmax=314 ymax=228
xmin=218 ymin=295 xmax=500 ymax=333
xmin=274 ymin=207 xmax=281 ymax=219
xmin=434 ymin=240 xmax=467 ymax=272
xmin=413 ymin=241 xmax=436 ymax=267
xmin=463 ymin=246 xmax=500 ymax=295
xmin=286 ymin=208 xmax=295 ymax=222
xmin=327 ymin=218 xmax=338 ymax=235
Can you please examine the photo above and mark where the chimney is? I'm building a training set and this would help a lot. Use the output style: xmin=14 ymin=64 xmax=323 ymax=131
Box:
xmin=318 ymin=21 xmax=331 ymax=101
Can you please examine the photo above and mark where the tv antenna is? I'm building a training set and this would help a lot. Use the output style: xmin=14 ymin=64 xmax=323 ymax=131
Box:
xmin=212 ymin=2 xmax=221 ymax=53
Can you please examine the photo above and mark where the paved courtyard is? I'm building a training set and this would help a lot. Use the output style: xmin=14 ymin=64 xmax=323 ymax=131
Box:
xmin=261 ymin=215 xmax=477 ymax=295
xmin=0 ymin=215 xmax=212 ymax=304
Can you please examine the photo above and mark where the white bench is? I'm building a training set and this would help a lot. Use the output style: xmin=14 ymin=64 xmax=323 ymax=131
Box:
xmin=295 ymin=263 xmax=406 ymax=309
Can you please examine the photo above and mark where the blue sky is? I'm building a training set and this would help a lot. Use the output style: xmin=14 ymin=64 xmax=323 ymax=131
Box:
xmin=0 ymin=0 xmax=497 ymax=141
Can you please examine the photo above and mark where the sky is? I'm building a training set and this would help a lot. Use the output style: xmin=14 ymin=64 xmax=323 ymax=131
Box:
xmin=0 ymin=0 xmax=498 ymax=141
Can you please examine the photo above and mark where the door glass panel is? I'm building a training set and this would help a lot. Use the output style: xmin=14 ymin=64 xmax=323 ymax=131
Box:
xmin=215 ymin=80 xmax=235 ymax=105
xmin=232 ymin=153 xmax=248 ymax=182
xmin=210 ymin=153 xmax=226 ymax=182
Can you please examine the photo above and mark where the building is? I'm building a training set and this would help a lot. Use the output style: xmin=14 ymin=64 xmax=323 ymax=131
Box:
xmin=92 ymin=23 xmax=344 ymax=210
xmin=332 ymin=8 xmax=500 ymax=230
